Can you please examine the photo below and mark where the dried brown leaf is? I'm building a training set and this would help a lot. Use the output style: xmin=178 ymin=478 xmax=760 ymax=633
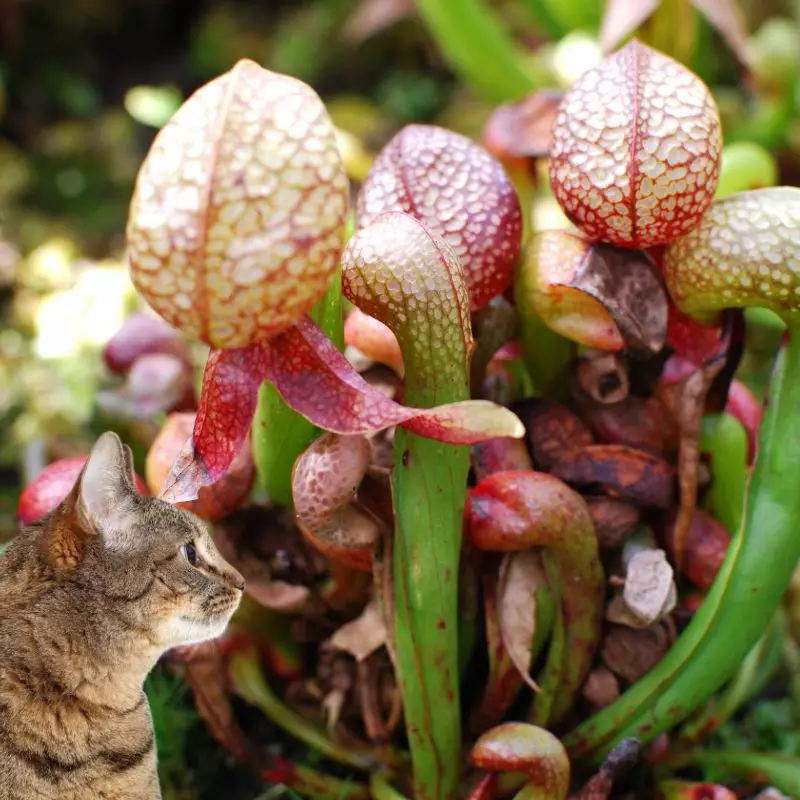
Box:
xmin=657 ymin=353 xmax=727 ymax=567
xmin=514 ymin=397 xmax=595 ymax=471
xmin=601 ymin=622 xmax=671 ymax=683
xmin=551 ymin=444 xmax=675 ymax=509
xmin=169 ymin=641 xmax=258 ymax=767
xmin=498 ymin=551 xmax=545 ymax=691
xmin=570 ymin=244 xmax=668 ymax=356
xmin=606 ymin=549 xmax=676 ymax=628
xmin=579 ymin=395 xmax=677 ymax=456
xmin=585 ymin=497 xmax=641 ymax=549
xmin=330 ymin=600 xmax=387 ymax=662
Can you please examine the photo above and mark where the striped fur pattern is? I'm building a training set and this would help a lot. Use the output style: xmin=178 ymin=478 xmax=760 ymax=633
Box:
xmin=0 ymin=433 xmax=244 ymax=799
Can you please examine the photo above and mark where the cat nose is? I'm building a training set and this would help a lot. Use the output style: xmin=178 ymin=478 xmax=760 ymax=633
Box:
xmin=234 ymin=576 xmax=245 ymax=592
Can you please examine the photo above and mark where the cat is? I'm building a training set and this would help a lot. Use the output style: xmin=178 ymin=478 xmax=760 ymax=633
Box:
xmin=0 ymin=431 xmax=245 ymax=800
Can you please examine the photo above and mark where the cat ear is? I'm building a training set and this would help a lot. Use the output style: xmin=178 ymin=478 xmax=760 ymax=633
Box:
xmin=77 ymin=431 xmax=138 ymax=549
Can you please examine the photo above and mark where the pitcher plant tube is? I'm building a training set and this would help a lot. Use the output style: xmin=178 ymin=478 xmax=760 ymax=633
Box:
xmin=342 ymin=211 xmax=523 ymax=799
xmin=565 ymin=188 xmax=800 ymax=757
xmin=466 ymin=470 xmax=604 ymax=727
xmin=126 ymin=59 xmax=523 ymax=507
xmin=111 ymin=33 xmax=800 ymax=799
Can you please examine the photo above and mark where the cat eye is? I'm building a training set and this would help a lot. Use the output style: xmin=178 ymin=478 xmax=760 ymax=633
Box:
xmin=181 ymin=541 xmax=200 ymax=567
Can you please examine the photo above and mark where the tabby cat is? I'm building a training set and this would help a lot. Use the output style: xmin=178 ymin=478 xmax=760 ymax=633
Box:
xmin=0 ymin=432 xmax=244 ymax=799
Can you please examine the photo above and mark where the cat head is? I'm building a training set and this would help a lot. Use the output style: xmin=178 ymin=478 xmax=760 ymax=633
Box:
xmin=45 ymin=431 xmax=244 ymax=650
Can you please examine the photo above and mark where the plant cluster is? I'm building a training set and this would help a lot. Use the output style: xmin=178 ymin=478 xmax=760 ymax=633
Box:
xmin=18 ymin=35 xmax=800 ymax=800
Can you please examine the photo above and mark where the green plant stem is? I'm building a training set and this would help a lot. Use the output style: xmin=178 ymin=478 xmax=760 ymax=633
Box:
xmin=392 ymin=432 xmax=467 ymax=800
xmin=229 ymin=649 xmax=375 ymax=772
xmin=565 ymin=330 xmax=800 ymax=758
xmin=678 ymin=609 xmax=786 ymax=743
xmin=663 ymin=750 xmax=800 ymax=797
xmin=257 ymin=766 xmax=370 ymax=800
xmin=517 ymin=309 xmax=574 ymax=400
xmin=700 ymin=412 xmax=748 ymax=535
xmin=370 ymin=773 xmax=411 ymax=800
xmin=414 ymin=0 xmax=538 ymax=103
xmin=252 ymin=268 xmax=344 ymax=506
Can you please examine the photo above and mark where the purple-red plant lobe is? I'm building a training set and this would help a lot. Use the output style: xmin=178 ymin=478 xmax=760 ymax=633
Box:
xmin=356 ymin=124 xmax=522 ymax=311
xmin=127 ymin=58 xmax=349 ymax=349
xmin=663 ymin=187 xmax=800 ymax=319
xmin=470 ymin=722 xmax=570 ymax=799
xmin=292 ymin=433 xmax=371 ymax=531
xmin=292 ymin=432 xmax=378 ymax=571
xmin=549 ymin=40 xmax=721 ymax=248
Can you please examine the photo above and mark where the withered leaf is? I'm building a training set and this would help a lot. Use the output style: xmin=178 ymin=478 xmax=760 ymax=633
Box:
xmin=606 ymin=549 xmax=677 ymax=628
xmin=551 ymin=444 xmax=675 ymax=509
xmin=469 ymin=561 xmax=526 ymax=734
xmin=576 ymin=351 xmax=630 ymax=405
xmin=330 ymin=600 xmax=387 ymax=662
xmin=498 ymin=551 xmax=546 ymax=691
xmin=601 ymin=622 xmax=672 ymax=683
xmin=568 ymin=243 xmax=668 ymax=356
xmin=657 ymin=325 xmax=730 ymax=566
xmin=513 ymin=397 xmax=595 ymax=471
xmin=585 ymin=497 xmax=641 ymax=549
xmin=579 ymin=395 xmax=676 ymax=456
xmin=482 ymin=90 xmax=565 ymax=161
xmin=168 ymin=641 xmax=258 ymax=768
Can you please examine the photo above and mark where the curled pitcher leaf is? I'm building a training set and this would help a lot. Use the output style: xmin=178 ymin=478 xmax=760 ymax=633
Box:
xmin=342 ymin=211 xmax=524 ymax=436
xmin=103 ymin=312 xmax=190 ymax=374
xmin=549 ymin=40 xmax=721 ymax=248
xmin=470 ymin=722 xmax=570 ymax=800
xmin=663 ymin=188 xmax=800 ymax=321
xmin=355 ymin=125 xmax=523 ymax=311
xmin=292 ymin=432 xmax=380 ymax=571
xmin=127 ymin=58 xmax=349 ymax=349
xmin=466 ymin=470 xmax=604 ymax=726
xmin=517 ymin=230 xmax=667 ymax=353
